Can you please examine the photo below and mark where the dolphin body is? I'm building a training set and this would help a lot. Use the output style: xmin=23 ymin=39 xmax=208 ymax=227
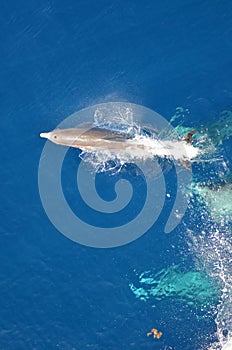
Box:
xmin=40 ymin=123 xmax=199 ymax=166
xmin=40 ymin=123 xmax=135 ymax=152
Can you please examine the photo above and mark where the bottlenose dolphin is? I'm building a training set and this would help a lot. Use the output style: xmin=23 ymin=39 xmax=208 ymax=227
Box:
xmin=40 ymin=123 xmax=134 ymax=152
xmin=40 ymin=123 xmax=199 ymax=166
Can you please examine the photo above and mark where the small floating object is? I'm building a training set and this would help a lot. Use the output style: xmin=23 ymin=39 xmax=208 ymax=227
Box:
xmin=147 ymin=328 xmax=163 ymax=339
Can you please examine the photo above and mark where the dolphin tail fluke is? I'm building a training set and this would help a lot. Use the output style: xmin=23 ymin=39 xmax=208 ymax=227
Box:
xmin=183 ymin=129 xmax=197 ymax=144
xmin=180 ymin=159 xmax=191 ymax=170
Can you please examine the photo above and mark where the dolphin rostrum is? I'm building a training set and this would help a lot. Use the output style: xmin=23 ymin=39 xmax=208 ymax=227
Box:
xmin=40 ymin=123 xmax=199 ymax=166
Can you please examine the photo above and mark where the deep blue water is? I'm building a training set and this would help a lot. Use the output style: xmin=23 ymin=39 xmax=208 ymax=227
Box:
xmin=1 ymin=1 xmax=232 ymax=349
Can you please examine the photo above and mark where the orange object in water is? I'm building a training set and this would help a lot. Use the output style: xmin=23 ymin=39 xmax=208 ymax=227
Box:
xmin=147 ymin=328 xmax=163 ymax=339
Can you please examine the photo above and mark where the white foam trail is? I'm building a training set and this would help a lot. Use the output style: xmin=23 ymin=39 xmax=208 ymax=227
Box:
xmin=132 ymin=135 xmax=200 ymax=160
xmin=222 ymin=339 xmax=232 ymax=350
xmin=87 ymin=134 xmax=201 ymax=165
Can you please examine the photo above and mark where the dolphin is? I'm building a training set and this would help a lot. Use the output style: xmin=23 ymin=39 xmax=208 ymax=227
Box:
xmin=40 ymin=123 xmax=134 ymax=152
xmin=40 ymin=123 xmax=199 ymax=166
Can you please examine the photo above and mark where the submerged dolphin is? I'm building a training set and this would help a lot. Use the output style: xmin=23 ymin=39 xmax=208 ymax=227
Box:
xmin=40 ymin=123 xmax=199 ymax=166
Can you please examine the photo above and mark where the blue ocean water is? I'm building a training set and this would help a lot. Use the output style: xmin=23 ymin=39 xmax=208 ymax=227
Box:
xmin=1 ymin=1 xmax=232 ymax=349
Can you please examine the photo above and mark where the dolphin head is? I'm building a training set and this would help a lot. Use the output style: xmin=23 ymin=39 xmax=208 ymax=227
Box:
xmin=39 ymin=128 xmax=89 ymax=147
xmin=40 ymin=130 xmax=61 ymax=144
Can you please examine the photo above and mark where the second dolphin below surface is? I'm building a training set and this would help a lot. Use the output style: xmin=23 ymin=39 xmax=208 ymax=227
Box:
xmin=40 ymin=123 xmax=199 ymax=167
